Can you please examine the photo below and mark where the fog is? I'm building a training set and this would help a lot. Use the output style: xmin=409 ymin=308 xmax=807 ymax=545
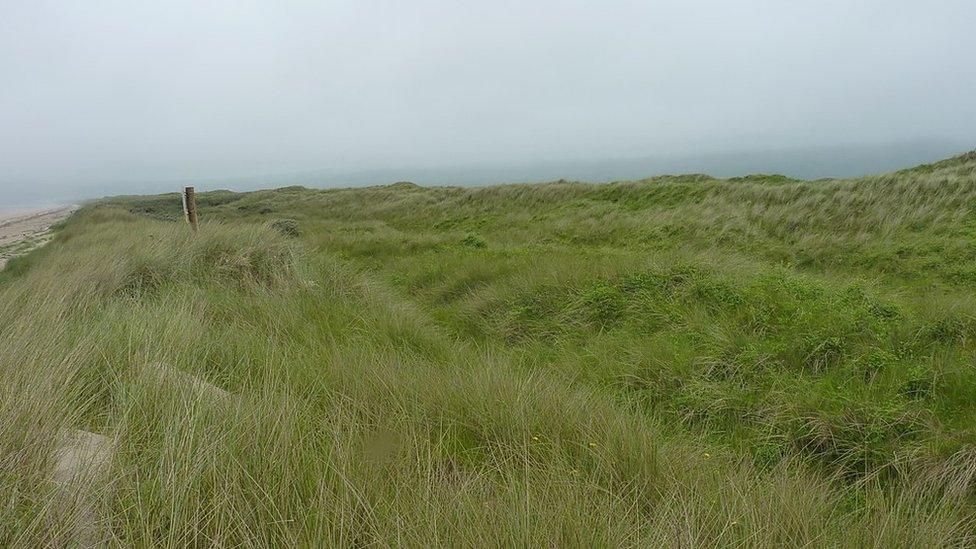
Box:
xmin=2 ymin=0 xmax=974 ymax=205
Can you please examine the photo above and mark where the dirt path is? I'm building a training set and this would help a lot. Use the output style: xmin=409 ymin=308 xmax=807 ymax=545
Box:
xmin=0 ymin=206 xmax=76 ymax=269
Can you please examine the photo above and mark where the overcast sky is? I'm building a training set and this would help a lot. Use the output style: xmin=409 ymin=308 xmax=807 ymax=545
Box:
xmin=1 ymin=0 xmax=975 ymax=201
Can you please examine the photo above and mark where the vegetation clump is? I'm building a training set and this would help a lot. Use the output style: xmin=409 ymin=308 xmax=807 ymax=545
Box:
xmin=459 ymin=232 xmax=487 ymax=248
xmin=268 ymin=218 xmax=301 ymax=237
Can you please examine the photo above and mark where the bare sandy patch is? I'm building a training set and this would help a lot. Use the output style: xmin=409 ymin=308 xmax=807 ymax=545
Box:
xmin=0 ymin=205 xmax=76 ymax=269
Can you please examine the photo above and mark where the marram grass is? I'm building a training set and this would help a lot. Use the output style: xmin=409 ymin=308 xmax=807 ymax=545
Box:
xmin=2 ymin=152 xmax=976 ymax=546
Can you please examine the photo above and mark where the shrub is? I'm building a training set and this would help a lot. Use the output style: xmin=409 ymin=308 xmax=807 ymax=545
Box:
xmin=268 ymin=218 xmax=301 ymax=237
xmin=459 ymin=233 xmax=487 ymax=248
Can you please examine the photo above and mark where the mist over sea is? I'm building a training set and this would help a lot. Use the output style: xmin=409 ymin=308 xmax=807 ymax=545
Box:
xmin=5 ymin=139 xmax=971 ymax=208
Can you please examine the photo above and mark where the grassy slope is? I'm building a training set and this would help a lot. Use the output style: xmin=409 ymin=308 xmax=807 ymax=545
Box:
xmin=2 ymin=152 xmax=976 ymax=545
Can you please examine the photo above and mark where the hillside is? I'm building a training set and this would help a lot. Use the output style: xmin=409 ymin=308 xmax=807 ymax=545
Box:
xmin=3 ymin=152 xmax=976 ymax=546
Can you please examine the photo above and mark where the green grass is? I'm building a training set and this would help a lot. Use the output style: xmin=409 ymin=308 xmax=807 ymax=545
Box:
xmin=3 ymin=152 xmax=976 ymax=546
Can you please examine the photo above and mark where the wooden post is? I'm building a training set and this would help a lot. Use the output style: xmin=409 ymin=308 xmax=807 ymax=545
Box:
xmin=183 ymin=186 xmax=198 ymax=231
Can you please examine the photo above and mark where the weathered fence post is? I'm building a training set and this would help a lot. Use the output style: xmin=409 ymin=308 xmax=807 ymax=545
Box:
xmin=183 ymin=186 xmax=198 ymax=231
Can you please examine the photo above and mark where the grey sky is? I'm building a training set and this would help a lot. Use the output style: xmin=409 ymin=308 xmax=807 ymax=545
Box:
xmin=1 ymin=0 xmax=975 ymax=201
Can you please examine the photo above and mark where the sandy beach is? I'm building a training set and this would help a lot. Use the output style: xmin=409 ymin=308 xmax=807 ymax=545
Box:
xmin=0 ymin=206 xmax=76 ymax=269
